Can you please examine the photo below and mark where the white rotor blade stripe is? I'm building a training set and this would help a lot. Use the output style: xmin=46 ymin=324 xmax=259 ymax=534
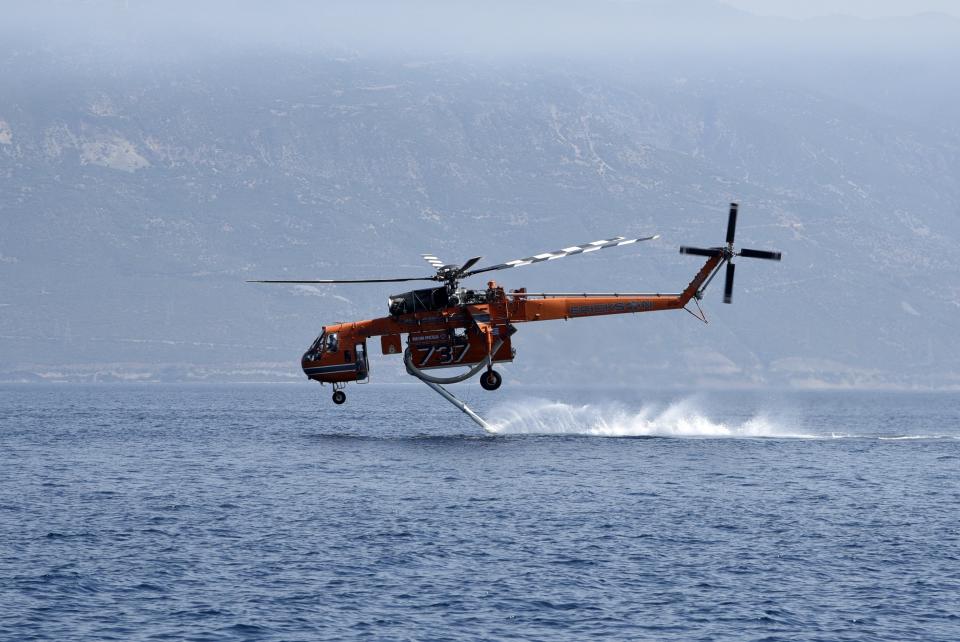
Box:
xmin=465 ymin=235 xmax=658 ymax=276
xmin=421 ymin=254 xmax=445 ymax=269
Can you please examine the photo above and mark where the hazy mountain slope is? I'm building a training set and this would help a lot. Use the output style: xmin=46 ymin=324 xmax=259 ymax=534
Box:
xmin=0 ymin=8 xmax=958 ymax=388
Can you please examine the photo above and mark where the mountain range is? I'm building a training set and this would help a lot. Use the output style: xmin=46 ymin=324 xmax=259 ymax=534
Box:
xmin=1 ymin=1 xmax=958 ymax=389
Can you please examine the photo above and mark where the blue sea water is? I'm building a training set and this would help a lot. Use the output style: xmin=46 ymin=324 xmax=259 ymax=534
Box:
xmin=1 ymin=383 xmax=959 ymax=641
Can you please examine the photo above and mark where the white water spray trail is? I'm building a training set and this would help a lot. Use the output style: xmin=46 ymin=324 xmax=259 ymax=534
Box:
xmin=487 ymin=397 xmax=810 ymax=438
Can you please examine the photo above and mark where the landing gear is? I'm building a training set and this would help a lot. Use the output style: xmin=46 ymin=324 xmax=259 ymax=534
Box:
xmin=480 ymin=369 xmax=502 ymax=391
xmin=332 ymin=390 xmax=346 ymax=405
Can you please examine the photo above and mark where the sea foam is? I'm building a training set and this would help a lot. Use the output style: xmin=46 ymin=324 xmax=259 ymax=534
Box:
xmin=487 ymin=396 xmax=810 ymax=438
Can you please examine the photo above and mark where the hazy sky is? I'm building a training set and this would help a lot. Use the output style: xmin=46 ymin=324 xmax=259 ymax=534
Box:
xmin=723 ymin=0 xmax=960 ymax=19
xmin=3 ymin=0 xmax=959 ymax=59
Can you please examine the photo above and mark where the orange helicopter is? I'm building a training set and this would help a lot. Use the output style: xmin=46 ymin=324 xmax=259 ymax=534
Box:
xmin=251 ymin=203 xmax=780 ymax=420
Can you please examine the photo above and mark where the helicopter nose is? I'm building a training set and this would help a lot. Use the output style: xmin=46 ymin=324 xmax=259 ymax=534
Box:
xmin=302 ymin=349 xmax=323 ymax=379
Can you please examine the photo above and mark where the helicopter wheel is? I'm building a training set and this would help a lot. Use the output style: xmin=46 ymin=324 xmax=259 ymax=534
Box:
xmin=480 ymin=369 xmax=502 ymax=391
xmin=332 ymin=390 xmax=347 ymax=405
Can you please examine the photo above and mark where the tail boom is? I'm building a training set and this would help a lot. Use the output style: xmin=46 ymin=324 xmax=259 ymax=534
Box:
xmin=505 ymin=252 xmax=723 ymax=323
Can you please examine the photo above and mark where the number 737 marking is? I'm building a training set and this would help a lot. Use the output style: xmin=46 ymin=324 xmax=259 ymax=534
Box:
xmin=418 ymin=344 xmax=470 ymax=366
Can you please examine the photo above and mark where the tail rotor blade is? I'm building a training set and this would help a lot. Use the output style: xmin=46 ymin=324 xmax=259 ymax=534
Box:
xmin=738 ymin=248 xmax=782 ymax=261
xmin=726 ymin=202 xmax=738 ymax=245
xmin=679 ymin=246 xmax=723 ymax=257
xmin=723 ymin=261 xmax=735 ymax=304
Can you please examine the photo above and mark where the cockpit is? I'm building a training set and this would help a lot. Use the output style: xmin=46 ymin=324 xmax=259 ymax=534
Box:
xmin=303 ymin=331 xmax=338 ymax=361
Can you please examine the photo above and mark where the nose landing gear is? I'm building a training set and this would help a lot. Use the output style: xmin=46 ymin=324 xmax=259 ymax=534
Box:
xmin=480 ymin=369 xmax=502 ymax=391
xmin=331 ymin=382 xmax=347 ymax=405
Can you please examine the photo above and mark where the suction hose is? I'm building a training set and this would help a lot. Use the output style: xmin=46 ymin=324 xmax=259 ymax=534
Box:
xmin=404 ymin=339 xmax=504 ymax=385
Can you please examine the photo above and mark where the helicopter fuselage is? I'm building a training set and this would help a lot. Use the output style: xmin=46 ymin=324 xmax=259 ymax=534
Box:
xmin=301 ymin=255 xmax=721 ymax=387
xmin=251 ymin=203 xmax=781 ymax=408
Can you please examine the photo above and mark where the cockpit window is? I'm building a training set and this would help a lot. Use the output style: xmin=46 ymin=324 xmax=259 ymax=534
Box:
xmin=305 ymin=331 xmax=339 ymax=359
xmin=309 ymin=332 xmax=326 ymax=353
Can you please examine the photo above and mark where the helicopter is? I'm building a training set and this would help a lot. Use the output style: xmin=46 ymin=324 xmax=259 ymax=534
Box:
xmin=250 ymin=203 xmax=780 ymax=422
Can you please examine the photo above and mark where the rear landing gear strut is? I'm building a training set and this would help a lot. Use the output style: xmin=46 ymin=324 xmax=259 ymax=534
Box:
xmin=331 ymin=382 xmax=347 ymax=405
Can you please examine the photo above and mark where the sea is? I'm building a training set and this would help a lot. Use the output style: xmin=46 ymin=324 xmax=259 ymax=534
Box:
xmin=1 ymin=383 xmax=958 ymax=641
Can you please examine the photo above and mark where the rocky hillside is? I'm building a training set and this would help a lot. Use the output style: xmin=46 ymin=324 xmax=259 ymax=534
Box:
xmin=1 ymin=3 xmax=958 ymax=388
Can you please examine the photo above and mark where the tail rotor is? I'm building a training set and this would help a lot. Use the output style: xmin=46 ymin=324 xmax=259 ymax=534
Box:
xmin=679 ymin=202 xmax=781 ymax=304
xmin=723 ymin=261 xmax=736 ymax=304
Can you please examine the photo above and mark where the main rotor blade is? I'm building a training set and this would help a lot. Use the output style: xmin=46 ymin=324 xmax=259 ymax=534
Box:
xmin=679 ymin=246 xmax=723 ymax=257
xmin=738 ymin=248 xmax=782 ymax=261
xmin=726 ymin=202 xmax=739 ymax=245
xmin=248 ymin=277 xmax=435 ymax=284
xmin=464 ymin=235 xmax=659 ymax=277
xmin=421 ymin=254 xmax=445 ymax=269
xmin=723 ymin=261 xmax=735 ymax=304
xmin=457 ymin=256 xmax=482 ymax=274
